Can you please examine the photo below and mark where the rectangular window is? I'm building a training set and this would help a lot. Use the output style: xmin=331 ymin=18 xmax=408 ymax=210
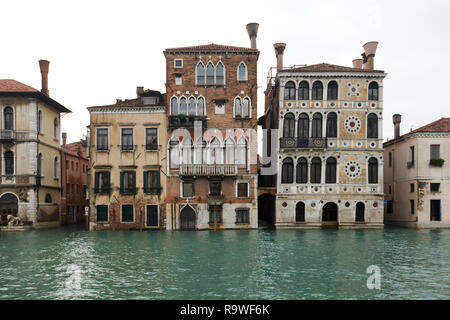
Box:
xmin=66 ymin=160 xmax=69 ymax=170
xmin=71 ymin=161 xmax=74 ymax=170
xmin=387 ymin=200 xmax=393 ymax=214
xmin=236 ymin=208 xmax=249 ymax=224
xmin=209 ymin=181 xmax=222 ymax=196
xmin=120 ymin=171 xmax=136 ymax=194
xmin=237 ymin=182 xmax=249 ymax=198
xmin=146 ymin=205 xmax=158 ymax=227
xmin=94 ymin=172 xmax=110 ymax=194
xmin=408 ymin=146 xmax=415 ymax=167
xmin=96 ymin=205 xmax=108 ymax=222
xmin=174 ymin=59 xmax=183 ymax=68
xmin=96 ymin=128 xmax=109 ymax=151
xmin=145 ymin=128 xmax=158 ymax=151
xmin=410 ymin=200 xmax=415 ymax=214
xmin=121 ymin=128 xmax=134 ymax=151
xmin=388 ymin=185 xmax=392 ymax=194
xmin=209 ymin=205 xmax=223 ymax=223
xmin=175 ymin=76 xmax=182 ymax=85
xmin=83 ymin=185 xmax=87 ymax=199
xmin=410 ymin=183 xmax=414 ymax=193
xmin=430 ymin=144 xmax=440 ymax=159
xmin=389 ymin=152 xmax=392 ymax=168
xmin=430 ymin=183 xmax=440 ymax=192
xmin=182 ymin=181 xmax=194 ymax=198
xmin=144 ymin=171 xmax=161 ymax=194
xmin=430 ymin=200 xmax=441 ymax=221
xmin=121 ymin=204 xmax=134 ymax=222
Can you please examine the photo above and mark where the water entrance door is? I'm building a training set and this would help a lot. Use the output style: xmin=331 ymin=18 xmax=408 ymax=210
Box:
xmin=180 ymin=206 xmax=196 ymax=230
xmin=322 ymin=202 xmax=338 ymax=228
xmin=146 ymin=205 xmax=158 ymax=227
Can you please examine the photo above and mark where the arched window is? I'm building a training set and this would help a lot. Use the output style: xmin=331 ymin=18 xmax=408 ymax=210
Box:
xmin=356 ymin=202 xmax=365 ymax=222
xmin=188 ymin=97 xmax=196 ymax=115
xmin=298 ymin=81 xmax=309 ymax=100
xmin=37 ymin=110 xmax=43 ymax=134
xmin=179 ymin=97 xmax=187 ymax=115
xmin=281 ymin=157 xmax=293 ymax=183
xmin=53 ymin=118 xmax=58 ymax=139
xmin=296 ymin=202 xmax=305 ymax=222
xmin=326 ymin=112 xmax=337 ymax=138
xmin=194 ymin=137 xmax=206 ymax=164
xmin=311 ymin=113 xmax=323 ymax=138
xmin=284 ymin=81 xmax=296 ymax=100
xmin=296 ymin=157 xmax=308 ymax=183
xmin=4 ymin=107 xmax=14 ymax=130
xmin=368 ymin=82 xmax=379 ymax=101
xmin=325 ymin=157 xmax=337 ymax=184
xmin=283 ymin=113 xmax=295 ymax=138
xmin=45 ymin=194 xmax=52 ymax=203
xmin=327 ymin=81 xmax=338 ymax=100
xmin=368 ymin=157 xmax=378 ymax=184
xmin=182 ymin=138 xmax=193 ymax=165
xmin=242 ymin=97 xmax=250 ymax=118
xmin=216 ymin=62 xmax=224 ymax=85
xmin=310 ymin=157 xmax=321 ymax=184
xmin=209 ymin=137 xmax=222 ymax=164
xmin=238 ymin=62 xmax=247 ymax=81
xmin=170 ymin=138 xmax=180 ymax=168
xmin=237 ymin=137 xmax=247 ymax=168
xmin=206 ymin=62 xmax=215 ymax=85
xmin=234 ymin=97 xmax=242 ymax=117
xmin=197 ymin=97 xmax=205 ymax=116
xmin=367 ymin=113 xmax=378 ymax=138
xmin=171 ymin=97 xmax=178 ymax=115
xmin=4 ymin=151 xmax=14 ymax=175
xmin=37 ymin=153 xmax=43 ymax=176
xmin=224 ymin=138 xmax=235 ymax=165
xmin=298 ymin=113 xmax=309 ymax=139
xmin=54 ymin=157 xmax=58 ymax=178
xmin=312 ymin=81 xmax=323 ymax=100
xmin=196 ymin=62 xmax=205 ymax=84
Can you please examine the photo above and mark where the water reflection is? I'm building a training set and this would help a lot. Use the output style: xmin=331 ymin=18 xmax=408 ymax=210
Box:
xmin=0 ymin=227 xmax=450 ymax=299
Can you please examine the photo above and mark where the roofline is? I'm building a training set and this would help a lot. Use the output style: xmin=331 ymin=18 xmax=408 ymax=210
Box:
xmin=277 ymin=71 xmax=387 ymax=78
xmin=0 ymin=91 xmax=71 ymax=113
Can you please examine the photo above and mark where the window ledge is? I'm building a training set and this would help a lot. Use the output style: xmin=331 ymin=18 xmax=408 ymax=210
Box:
xmin=235 ymin=222 xmax=250 ymax=225
xmin=96 ymin=150 xmax=110 ymax=153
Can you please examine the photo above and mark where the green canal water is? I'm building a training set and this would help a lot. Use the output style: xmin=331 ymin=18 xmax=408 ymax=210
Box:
xmin=1 ymin=227 xmax=449 ymax=300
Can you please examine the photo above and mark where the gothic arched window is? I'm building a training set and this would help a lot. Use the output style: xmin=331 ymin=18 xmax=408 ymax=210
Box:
xmin=206 ymin=62 xmax=215 ymax=85
xmin=216 ymin=62 xmax=224 ymax=85
xmin=298 ymin=81 xmax=309 ymax=100
xmin=325 ymin=157 xmax=337 ymax=184
xmin=281 ymin=157 xmax=294 ymax=184
xmin=367 ymin=113 xmax=378 ymax=138
xmin=368 ymin=82 xmax=379 ymax=101
xmin=368 ymin=157 xmax=378 ymax=184
xmin=4 ymin=107 xmax=14 ymax=130
xmin=298 ymin=113 xmax=309 ymax=139
xmin=311 ymin=113 xmax=323 ymax=138
xmin=312 ymin=81 xmax=323 ymax=100
xmin=196 ymin=62 xmax=205 ymax=84
xmin=327 ymin=81 xmax=338 ymax=100
xmin=171 ymin=97 xmax=178 ymax=115
xmin=326 ymin=112 xmax=337 ymax=138
xmin=238 ymin=62 xmax=247 ymax=81
xmin=284 ymin=81 xmax=296 ymax=100
xmin=296 ymin=157 xmax=308 ymax=183
xmin=283 ymin=113 xmax=295 ymax=138
xmin=310 ymin=157 xmax=321 ymax=184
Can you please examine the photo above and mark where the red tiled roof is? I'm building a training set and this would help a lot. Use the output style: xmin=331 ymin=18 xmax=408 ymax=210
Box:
xmin=165 ymin=43 xmax=258 ymax=52
xmin=0 ymin=79 xmax=39 ymax=92
xmin=286 ymin=63 xmax=384 ymax=73
xmin=385 ymin=118 xmax=450 ymax=145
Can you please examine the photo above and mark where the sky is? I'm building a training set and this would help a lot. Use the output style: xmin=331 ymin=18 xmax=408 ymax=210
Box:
xmin=1 ymin=0 xmax=449 ymax=149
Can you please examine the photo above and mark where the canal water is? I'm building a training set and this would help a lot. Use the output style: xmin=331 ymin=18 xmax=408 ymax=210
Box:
xmin=1 ymin=227 xmax=449 ymax=300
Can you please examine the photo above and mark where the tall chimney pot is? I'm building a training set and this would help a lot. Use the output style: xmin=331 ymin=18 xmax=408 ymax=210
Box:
xmin=352 ymin=59 xmax=363 ymax=69
xmin=393 ymin=114 xmax=402 ymax=139
xmin=246 ymin=23 xmax=259 ymax=49
xmin=362 ymin=41 xmax=378 ymax=70
xmin=62 ymin=132 xmax=67 ymax=146
xmin=274 ymin=43 xmax=286 ymax=71
xmin=136 ymin=86 xmax=144 ymax=97
xmin=39 ymin=60 xmax=50 ymax=96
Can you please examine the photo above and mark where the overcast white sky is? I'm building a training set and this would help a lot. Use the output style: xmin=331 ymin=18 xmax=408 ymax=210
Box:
xmin=1 ymin=0 xmax=449 ymax=149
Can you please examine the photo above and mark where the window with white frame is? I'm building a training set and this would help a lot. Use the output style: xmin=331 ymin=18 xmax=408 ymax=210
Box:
xmin=170 ymin=138 xmax=180 ymax=168
xmin=237 ymin=181 xmax=249 ymax=198
xmin=96 ymin=128 xmax=109 ymax=151
xmin=238 ymin=62 xmax=247 ymax=81
xmin=54 ymin=156 xmax=59 ymax=178
xmin=174 ymin=59 xmax=183 ymax=68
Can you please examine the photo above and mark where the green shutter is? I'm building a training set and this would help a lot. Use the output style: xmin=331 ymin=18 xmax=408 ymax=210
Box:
xmin=132 ymin=171 xmax=136 ymax=194
xmin=97 ymin=205 xmax=108 ymax=222
xmin=143 ymin=171 xmax=148 ymax=193
xmin=106 ymin=172 xmax=111 ymax=194
xmin=156 ymin=171 xmax=161 ymax=192
xmin=94 ymin=172 xmax=99 ymax=192
xmin=120 ymin=171 xmax=124 ymax=193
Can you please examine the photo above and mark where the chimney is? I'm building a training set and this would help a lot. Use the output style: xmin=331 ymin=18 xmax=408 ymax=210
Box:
xmin=274 ymin=43 xmax=286 ymax=71
xmin=393 ymin=114 xmax=402 ymax=139
xmin=136 ymin=86 xmax=144 ymax=97
xmin=361 ymin=41 xmax=378 ymax=70
xmin=352 ymin=59 xmax=363 ymax=69
xmin=62 ymin=132 xmax=67 ymax=146
xmin=246 ymin=23 xmax=259 ymax=49
xmin=39 ymin=60 xmax=50 ymax=96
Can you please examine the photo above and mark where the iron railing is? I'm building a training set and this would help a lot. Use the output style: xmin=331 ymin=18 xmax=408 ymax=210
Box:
xmin=180 ymin=164 xmax=237 ymax=176
xmin=280 ymin=137 xmax=327 ymax=149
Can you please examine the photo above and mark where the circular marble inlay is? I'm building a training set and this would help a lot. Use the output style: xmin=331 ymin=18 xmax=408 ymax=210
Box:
xmin=344 ymin=116 xmax=361 ymax=133
xmin=288 ymin=102 xmax=292 ymax=107
xmin=373 ymin=202 xmax=378 ymax=208
xmin=330 ymin=102 xmax=335 ymax=107
xmin=282 ymin=202 xmax=288 ymax=207
xmin=311 ymin=202 xmax=316 ymax=208
xmin=347 ymin=83 xmax=360 ymax=97
xmin=302 ymin=102 xmax=306 ymax=107
xmin=345 ymin=202 xmax=350 ymax=207
xmin=344 ymin=161 xmax=361 ymax=178
xmin=370 ymin=142 xmax=377 ymax=148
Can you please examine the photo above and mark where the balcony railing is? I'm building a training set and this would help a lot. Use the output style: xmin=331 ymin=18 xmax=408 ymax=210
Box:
xmin=280 ymin=137 xmax=327 ymax=149
xmin=180 ymin=164 xmax=237 ymax=176
xmin=0 ymin=130 xmax=15 ymax=142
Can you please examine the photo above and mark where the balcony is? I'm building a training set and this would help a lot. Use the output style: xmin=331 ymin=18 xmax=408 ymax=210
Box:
xmin=180 ymin=164 xmax=237 ymax=176
xmin=168 ymin=115 xmax=207 ymax=129
xmin=0 ymin=130 xmax=15 ymax=143
xmin=280 ymin=137 xmax=327 ymax=149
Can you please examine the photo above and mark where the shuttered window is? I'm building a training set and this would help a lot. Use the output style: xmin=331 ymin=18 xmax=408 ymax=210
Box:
xmin=121 ymin=205 xmax=134 ymax=222
xmin=96 ymin=205 xmax=108 ymax=222
xmin=120 ymin=171 xmax=136 ymax=194
xmin=144 ymin=171 xmax=161 ymax=194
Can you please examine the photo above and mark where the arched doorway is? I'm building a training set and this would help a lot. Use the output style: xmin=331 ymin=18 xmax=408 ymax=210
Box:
xmin=0 ymin=193 xmax=18 ymax=226
xmin=322 ymin=202 xmax=338 ymax=228
xmin=356 ymin=202 xmax=365 ymax=222
xmin=257 ymin=193 xmax=275 ymax=228
xmin=295 ymin=202 xmax=305 ymax=222
xmin=180 ymin=206 xmax=196 ymax=230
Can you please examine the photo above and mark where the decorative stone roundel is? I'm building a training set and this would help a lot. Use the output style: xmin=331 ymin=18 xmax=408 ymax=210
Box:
xmin=344 ymin=116 xmax=361 ymax=133
xmin=344 ymin=161 xmax=361 ymax=178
